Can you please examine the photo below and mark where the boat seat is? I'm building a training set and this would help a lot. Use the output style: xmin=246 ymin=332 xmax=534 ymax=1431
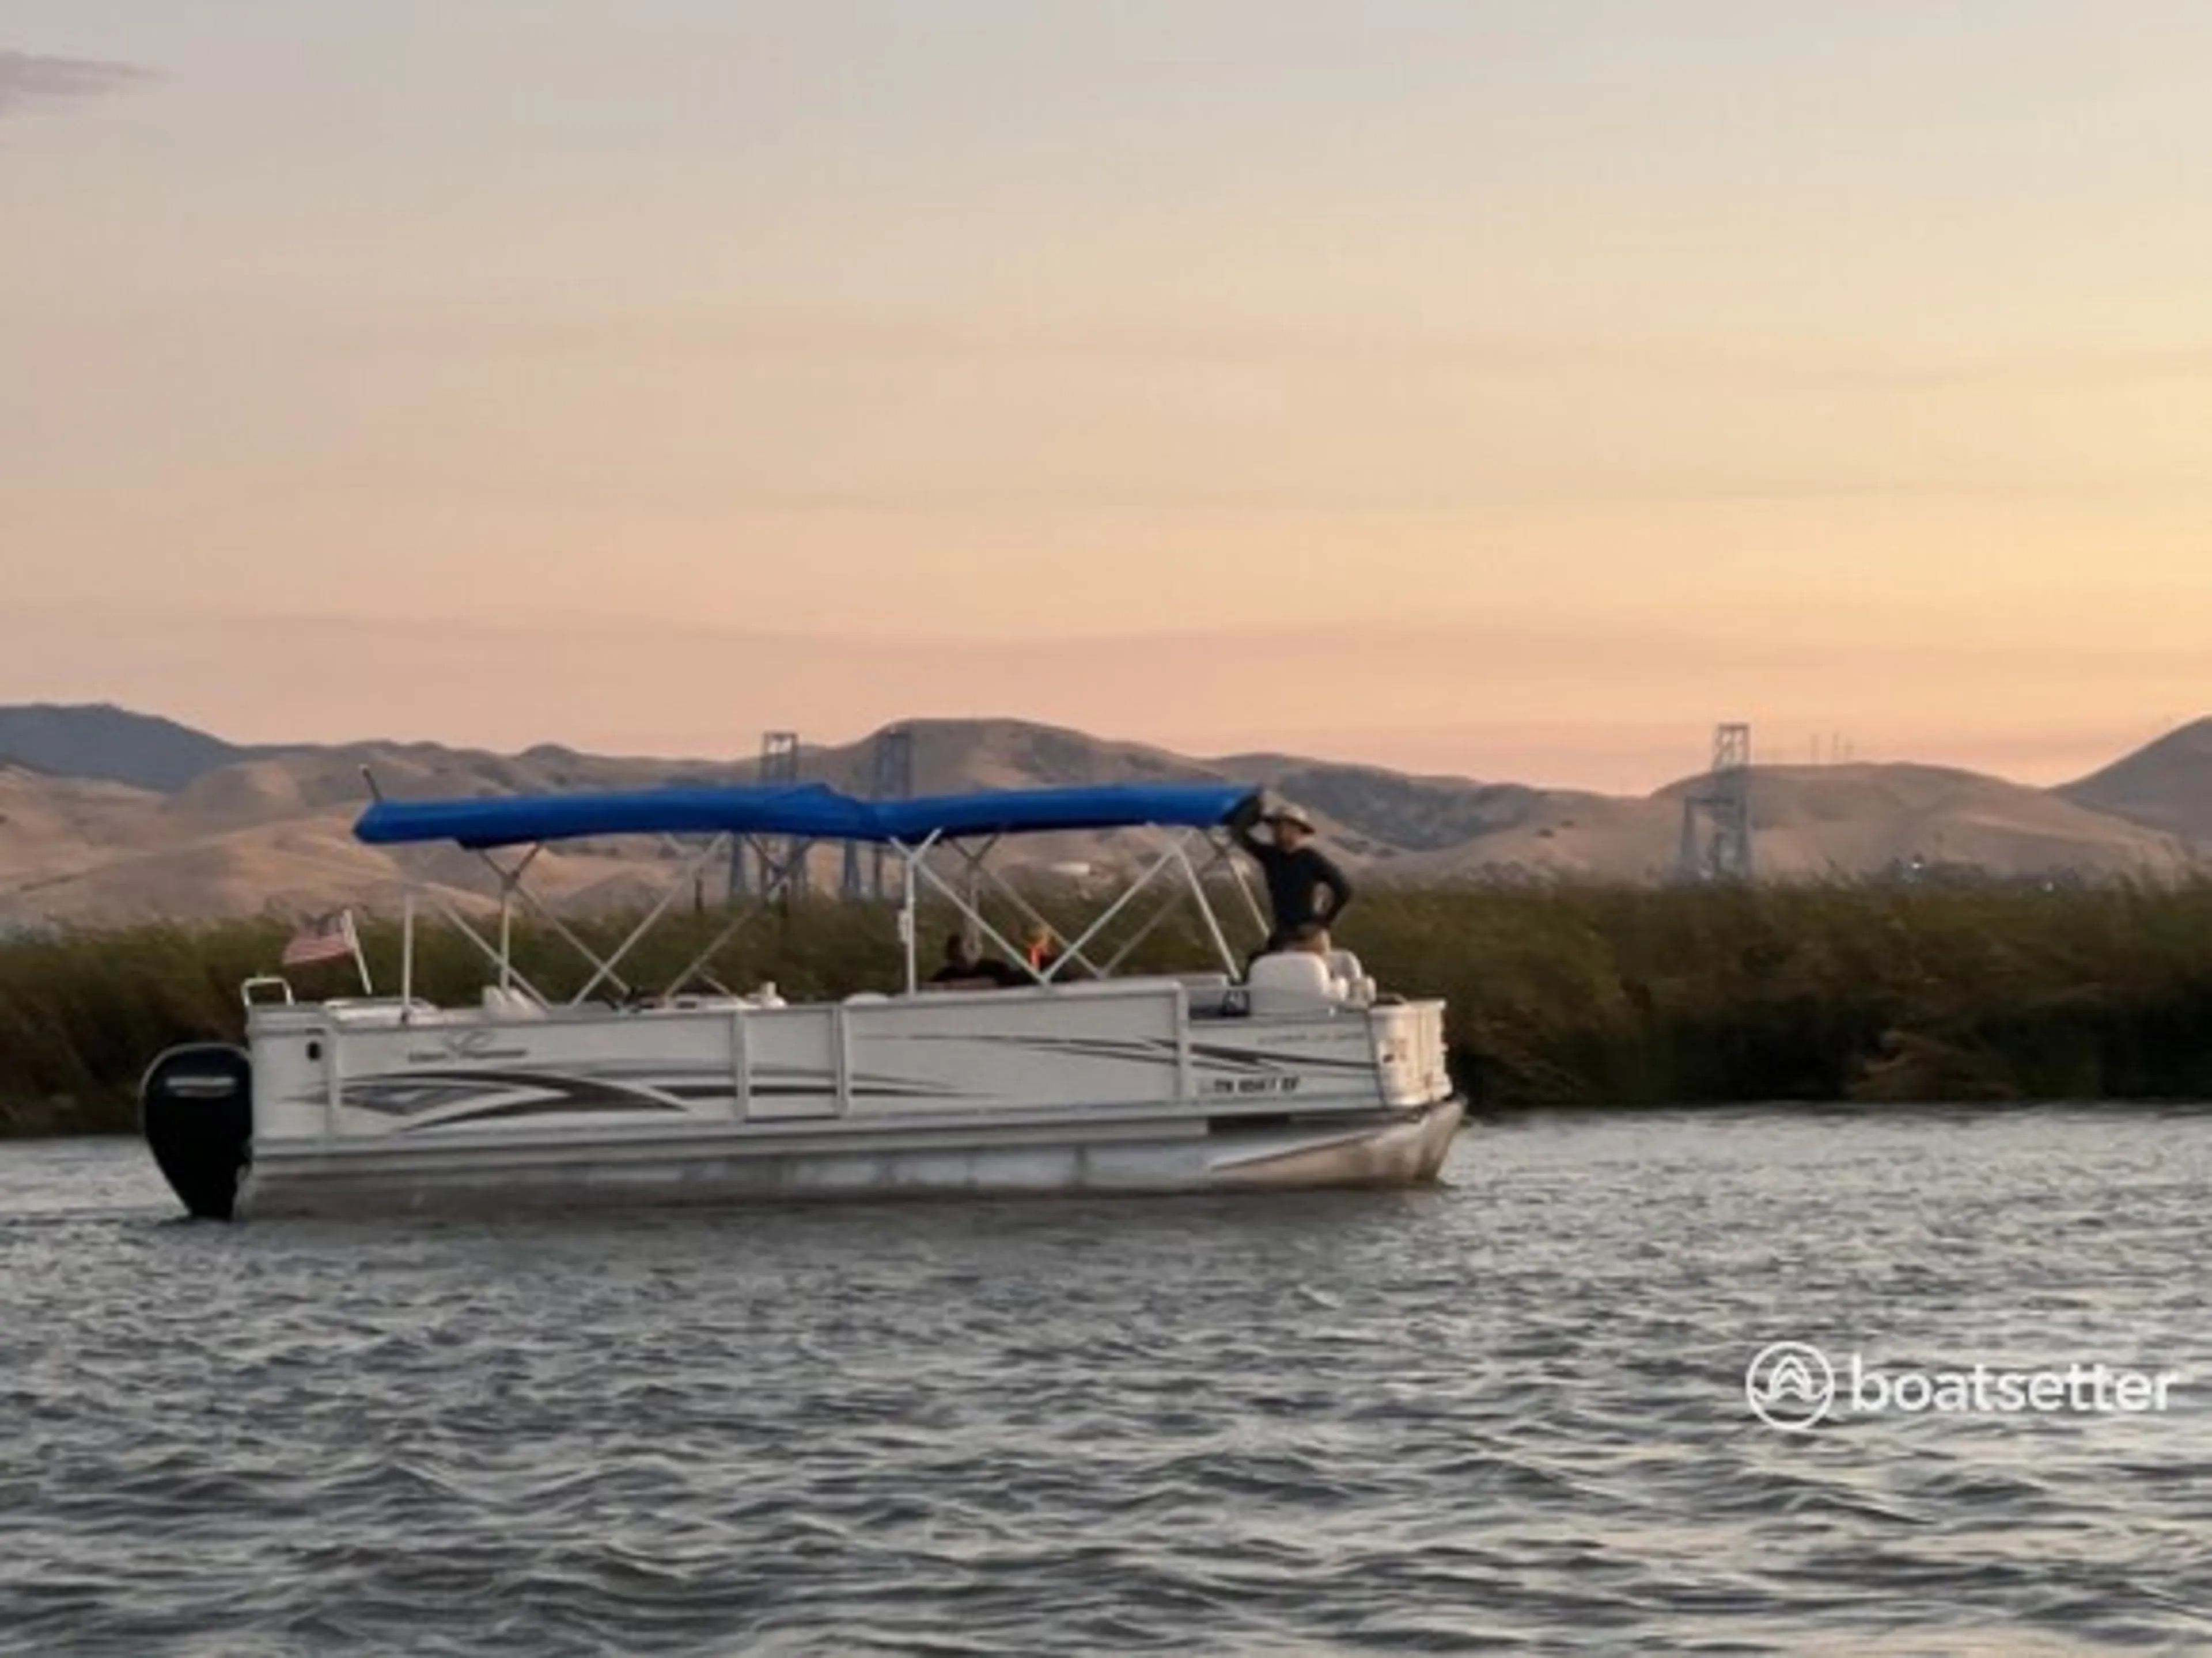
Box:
xmin=1328 ymin=951 xmax=1378 ymax=1007
xmin=1247 ymin=951 xmax=1336 ymax=1014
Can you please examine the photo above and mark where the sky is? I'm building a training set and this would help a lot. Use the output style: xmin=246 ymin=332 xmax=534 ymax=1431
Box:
xmin=4 ymin=1 xmax=2209 ymax=790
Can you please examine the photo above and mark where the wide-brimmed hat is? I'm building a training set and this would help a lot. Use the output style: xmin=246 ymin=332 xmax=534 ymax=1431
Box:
xmin=1264 ymin=801 xmax=1316 ymax=833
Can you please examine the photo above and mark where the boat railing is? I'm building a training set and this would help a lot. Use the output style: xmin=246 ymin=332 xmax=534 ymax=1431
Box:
xmin=240 ymin=975 xmax=294 ymax=1012
xmin=256 ymin=975 xmax=1212 ymax=1136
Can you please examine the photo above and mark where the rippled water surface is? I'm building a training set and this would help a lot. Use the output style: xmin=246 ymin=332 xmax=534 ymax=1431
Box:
xmin=5 ymin=1111 xmax=2212 ymax=1655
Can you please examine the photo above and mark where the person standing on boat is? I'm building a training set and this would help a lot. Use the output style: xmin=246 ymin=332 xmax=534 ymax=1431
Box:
xmin=1231 ymin=796 xmax=1353 ymax=955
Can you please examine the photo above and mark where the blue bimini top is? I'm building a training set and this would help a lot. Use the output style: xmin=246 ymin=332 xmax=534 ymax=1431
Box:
xmin=353 ymin=779 xmax=1257 ymax=850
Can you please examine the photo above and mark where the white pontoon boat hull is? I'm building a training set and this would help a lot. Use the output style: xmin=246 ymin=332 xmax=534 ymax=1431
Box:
xmin=229 ymin=1097 xmax=1463 ymax=1218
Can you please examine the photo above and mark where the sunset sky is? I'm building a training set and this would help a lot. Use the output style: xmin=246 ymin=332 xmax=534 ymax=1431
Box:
xmin=5 ymin=2 xmax=2209 ymax=790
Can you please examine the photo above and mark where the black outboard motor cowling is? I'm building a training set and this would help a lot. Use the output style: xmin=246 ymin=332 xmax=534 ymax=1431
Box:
xmin=140 ymin=1044 xmax=253 ymax=1220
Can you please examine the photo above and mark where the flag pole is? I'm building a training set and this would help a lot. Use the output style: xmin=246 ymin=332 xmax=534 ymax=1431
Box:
xmin=345 ymin=909 xmax=373 ymax=996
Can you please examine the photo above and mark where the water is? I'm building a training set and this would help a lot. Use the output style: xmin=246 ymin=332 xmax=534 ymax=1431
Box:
xmin=4 ymin=1111 xmax=2210 ymax=1656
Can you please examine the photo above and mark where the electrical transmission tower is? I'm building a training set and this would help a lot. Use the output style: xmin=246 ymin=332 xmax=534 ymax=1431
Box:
xmin=731 ymin=730 xmax=805 ymax=901
xmin=1676 ymin=722 xmax=1753 ymax=882
xmin=760 ymin=731 xmax=801 ymax=783
xmin=843 ymin=725 xmax=915 ymax=899
xmin=761 ymin=730 xmax=805 ymax=896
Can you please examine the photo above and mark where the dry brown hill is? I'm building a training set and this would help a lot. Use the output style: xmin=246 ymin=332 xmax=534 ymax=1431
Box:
xmin=1391 ymin=764 xmax=2189 ymax=883
xmin=0 ymin=766 xmax=165 ymax=887
xmin=2057 ymin=718 xmax=2212 ymax=847
xmin=0 ymin=711 xmax=2203 ymax=927
xmin=1685 ymin=764 xmax=2186 ymax=880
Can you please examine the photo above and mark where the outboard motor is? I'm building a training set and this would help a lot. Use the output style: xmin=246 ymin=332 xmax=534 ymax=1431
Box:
xmin=140 ymin=1044 xmax=253 ymax=1220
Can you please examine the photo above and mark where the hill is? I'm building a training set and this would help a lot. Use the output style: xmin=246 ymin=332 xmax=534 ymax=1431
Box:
xmin=0 ymin=706 xmax=2203 ymax=925
xmin=0 ymin=703 xmax=247 ymax=792
xmin=1378 ymin=763 xmax=2188 ymax=884
xmin=2056 ymin=718 xmax=2212 ymax=847
xmin=1693 ymin=764 xmax=2186 ymax=881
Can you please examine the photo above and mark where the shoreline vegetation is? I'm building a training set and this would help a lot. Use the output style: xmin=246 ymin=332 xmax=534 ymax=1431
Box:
xmin=5 ymin=882 xmax=2212 ymax=1138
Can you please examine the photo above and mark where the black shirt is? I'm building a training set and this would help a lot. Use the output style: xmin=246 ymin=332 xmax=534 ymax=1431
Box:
xmin=933 ymin=959 xmax=1026 ymax=986
xmin=1234 ymin=827 xmax=1353 ymax=937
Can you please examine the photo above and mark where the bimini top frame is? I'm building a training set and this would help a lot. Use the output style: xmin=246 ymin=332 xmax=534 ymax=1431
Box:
xmin=349 ymin=781 xmax=1274 ymax=1008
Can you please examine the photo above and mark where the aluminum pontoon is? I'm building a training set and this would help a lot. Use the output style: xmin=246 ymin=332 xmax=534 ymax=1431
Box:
xmin=139 ymin=781 xmax=1463 ymax=1220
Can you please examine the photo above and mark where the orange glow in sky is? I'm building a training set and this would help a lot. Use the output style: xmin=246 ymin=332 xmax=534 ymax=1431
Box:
xmin=5 ymin=4 xmax=2209 ymax=789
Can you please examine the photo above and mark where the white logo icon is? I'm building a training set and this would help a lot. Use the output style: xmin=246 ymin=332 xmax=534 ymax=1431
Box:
xmin=1745 ymin=1341 xmax=1836 ymax=1430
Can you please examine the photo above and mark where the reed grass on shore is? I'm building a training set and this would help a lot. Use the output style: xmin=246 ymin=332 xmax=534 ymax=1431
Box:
xmin=5 ymin=881 xmax=2212 ymax=1137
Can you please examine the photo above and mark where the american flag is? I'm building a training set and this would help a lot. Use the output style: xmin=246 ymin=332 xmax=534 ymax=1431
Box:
xmin=281 ymin=909 xmax=358 ymax=968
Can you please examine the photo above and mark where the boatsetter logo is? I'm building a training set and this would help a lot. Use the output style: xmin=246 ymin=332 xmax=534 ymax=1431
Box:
xmin=1744 ymin=1342 xmax=2181 ymax=1431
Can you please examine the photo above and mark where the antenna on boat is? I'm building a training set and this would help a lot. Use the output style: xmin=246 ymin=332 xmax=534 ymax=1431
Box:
xmin=359 ymin=764 xmax=384 ymax=802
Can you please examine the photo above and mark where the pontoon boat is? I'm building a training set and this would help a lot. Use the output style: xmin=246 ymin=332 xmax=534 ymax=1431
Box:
xmin=139 ymin=782 xmax=1462 ymax=1218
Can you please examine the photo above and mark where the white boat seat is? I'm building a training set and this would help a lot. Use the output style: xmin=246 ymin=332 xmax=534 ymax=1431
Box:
xmin=1323 ymin=952 xmax=1378 ymax=1007
xmin=1247 ymin=951 xmax=1335 ymax=1014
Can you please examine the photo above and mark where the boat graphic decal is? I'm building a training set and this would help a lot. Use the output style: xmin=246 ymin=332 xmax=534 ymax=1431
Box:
xmin=1187 ymin=1042 xmax=1375 ymax=1075
xmin=346 ymin=1069 xmax=692 ymax=1121
xmin=563 ymin=1059 xmax=967 ymax=1099
xmin=738 ymin=1082 xmax=959 ymax=1099
xmin=342 ymin=1067 xmax=968 ymax=1125
xmin=903 ymin=1031 xmax=1179 ymax=1064
xmin=416 ymin=1095 xmax=697 ymax=1128
xmin=998 ymin=1037 xmax=1180 ymax=1066
xmin=900 ymin=1028 xmax=1370 ymax=1081
xmin=328 ymin=1080 xmax=505 ymax=1115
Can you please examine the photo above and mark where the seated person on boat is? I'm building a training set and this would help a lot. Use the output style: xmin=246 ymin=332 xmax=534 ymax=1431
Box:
xmin=1020 ymin=922 xmax=1092 ymax=982
xmin=929 ymin=932 xmax=1024 ymax=989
